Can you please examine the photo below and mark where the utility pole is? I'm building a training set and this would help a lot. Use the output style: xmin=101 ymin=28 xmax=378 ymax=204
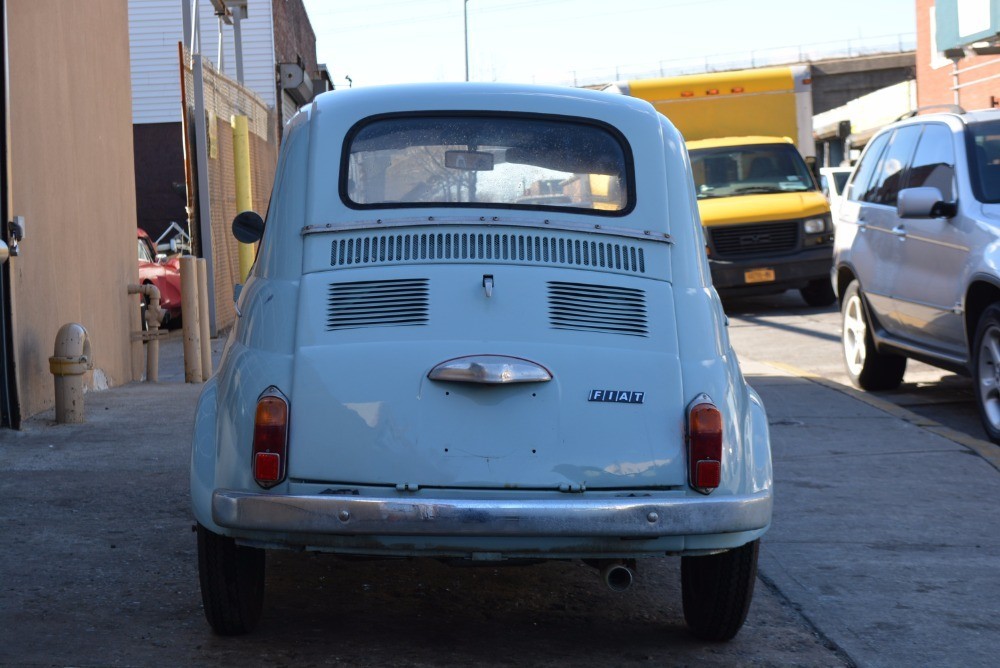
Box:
xmin=463 ymin=0 xmax=469 ymax=81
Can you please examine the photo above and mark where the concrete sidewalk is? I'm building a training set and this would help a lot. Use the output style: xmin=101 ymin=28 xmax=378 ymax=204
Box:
xmin=740 ymin=357 xmax=999 ymax=667
xmin=1 ymin=337 xmax=997 ymax=666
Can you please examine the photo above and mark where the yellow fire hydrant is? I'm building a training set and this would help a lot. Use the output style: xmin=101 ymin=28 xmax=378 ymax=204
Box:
xmin=48 ymin=323 xmax=93 ymax=423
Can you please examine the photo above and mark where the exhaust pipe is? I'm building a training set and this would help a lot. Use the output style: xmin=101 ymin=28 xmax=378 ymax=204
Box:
xmin=601 ymin=561 xmax=635 ymax=592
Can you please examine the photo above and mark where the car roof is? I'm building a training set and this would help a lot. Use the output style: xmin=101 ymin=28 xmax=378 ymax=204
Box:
xmin=309 ymin=82 xmax=657 ymax=122
xmin=890 ymin=107 xmax=1000 ymax=131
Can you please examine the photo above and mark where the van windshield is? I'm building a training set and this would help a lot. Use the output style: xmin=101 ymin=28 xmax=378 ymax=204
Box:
xmin=344 ymin=115 xmax=632 ymax=214
xmin=689 ymin=143 xmax=816 ymax=199
xmin=969 ymin=120 xmax=1000 ymax=203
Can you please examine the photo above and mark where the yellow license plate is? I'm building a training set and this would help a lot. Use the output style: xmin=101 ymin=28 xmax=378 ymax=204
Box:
xmin=744 ymin=268 xmax=776 ymax=284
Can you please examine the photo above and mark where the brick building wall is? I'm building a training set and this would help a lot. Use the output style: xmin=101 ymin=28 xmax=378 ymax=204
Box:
xmin=916 ymin=0 xmax=1000 ymax=110
xmin=272 ymin=0 xmax=318 ymax=77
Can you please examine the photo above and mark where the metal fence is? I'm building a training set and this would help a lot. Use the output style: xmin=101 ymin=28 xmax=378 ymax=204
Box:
xmin=182 ymin=47 xmax=279 ymax=332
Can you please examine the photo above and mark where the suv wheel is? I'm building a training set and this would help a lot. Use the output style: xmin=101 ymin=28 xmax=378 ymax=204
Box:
xmin=841 ymin=280 xmax=906 ymax=390
xmin=973 ymin=304 xmax=1000 ymax=443
xmin=800 ymin=278 xmax=836 ymax=307
xmin=197 ymin=523 xmax=265 ymax=635
xmin=681 ymin=539 xmax=759 ymax=641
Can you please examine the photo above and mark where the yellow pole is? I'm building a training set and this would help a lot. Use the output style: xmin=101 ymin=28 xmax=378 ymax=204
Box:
xmin=232 ymin=115 xmax=255 ymax=282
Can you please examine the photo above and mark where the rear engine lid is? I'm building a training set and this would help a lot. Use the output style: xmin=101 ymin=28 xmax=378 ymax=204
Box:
xmin=286 ymin=244 xmax=687 ymax=491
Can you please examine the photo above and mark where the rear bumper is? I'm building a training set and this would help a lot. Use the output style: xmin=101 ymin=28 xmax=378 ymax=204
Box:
xmin=212 ymin=488 xmax=772 ymax=538
xmin=710 ymin=246 xmax=833 ymax=294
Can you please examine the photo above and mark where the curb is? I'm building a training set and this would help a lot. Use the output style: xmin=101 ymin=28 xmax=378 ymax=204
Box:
xmin=760 ymin=359 xmax=1000 ymax=473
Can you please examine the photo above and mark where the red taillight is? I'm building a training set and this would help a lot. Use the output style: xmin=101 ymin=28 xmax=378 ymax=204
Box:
xmin=252 ymin=391 xmax=288 ymax=488
xmin=688 ymin=401 xmax=722 ymax=494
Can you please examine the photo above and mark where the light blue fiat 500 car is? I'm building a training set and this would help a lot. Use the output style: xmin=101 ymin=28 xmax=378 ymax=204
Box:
xmin=191 ymin=83 xmax=772 ymax=641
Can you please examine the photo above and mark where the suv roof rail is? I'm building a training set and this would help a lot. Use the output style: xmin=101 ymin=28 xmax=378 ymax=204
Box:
xmin=895 ymin=104 xmax=967 ymax=121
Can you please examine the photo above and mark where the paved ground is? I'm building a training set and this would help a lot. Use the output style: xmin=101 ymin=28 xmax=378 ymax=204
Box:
xmin=1 ymin=321 xmax=998 ymax=666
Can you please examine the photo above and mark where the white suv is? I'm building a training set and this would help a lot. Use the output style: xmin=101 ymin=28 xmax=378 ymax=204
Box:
xmin=833 ymin=108 xmax=1000 ymax=441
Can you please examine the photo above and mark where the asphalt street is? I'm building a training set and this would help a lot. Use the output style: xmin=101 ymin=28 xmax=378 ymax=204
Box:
xmin=1 ymin=316 xmax=997 ymax=666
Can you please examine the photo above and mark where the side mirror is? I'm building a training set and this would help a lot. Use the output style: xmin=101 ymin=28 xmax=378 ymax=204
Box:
xmin=232 ymin=210 xmax=265 ymax=244
xmin=0 ymin=239 xmax=8 ymax=265
xmin=897 ymin=187 xmax=957 ymax=219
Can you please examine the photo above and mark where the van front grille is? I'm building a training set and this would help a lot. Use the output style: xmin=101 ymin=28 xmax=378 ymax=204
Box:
xmin=326 ymin=279 xmax=429 ymax=331
xmin=547 ymin=281 xmax=648 ymax=337
xmin=710 ymin=222 xmax=799 ymax=258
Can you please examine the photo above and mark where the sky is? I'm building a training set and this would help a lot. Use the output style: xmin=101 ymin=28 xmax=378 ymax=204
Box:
xmin=300 ymin=0 xmax=919 ymax=89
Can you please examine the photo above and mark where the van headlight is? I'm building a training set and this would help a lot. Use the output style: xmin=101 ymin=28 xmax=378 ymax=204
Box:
xmin=803 ymin=217 xmax=828 ymax=234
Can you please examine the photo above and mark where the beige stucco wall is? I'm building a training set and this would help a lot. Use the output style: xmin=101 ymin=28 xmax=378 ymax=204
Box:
xmin=7 ymin=0 xmax=143 ymax=420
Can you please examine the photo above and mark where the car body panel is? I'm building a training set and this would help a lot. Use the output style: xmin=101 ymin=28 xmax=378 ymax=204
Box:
xmin=698 ymin=191 xmax=830 ymax=226
xmin=137 ymin=229 xmax=182 ymax=320
xmin=191 ymin=83 xmax=772 ymax=559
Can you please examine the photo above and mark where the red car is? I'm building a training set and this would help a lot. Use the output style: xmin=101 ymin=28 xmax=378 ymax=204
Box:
xmin=137 ymin=229 xmax=182 ymax=325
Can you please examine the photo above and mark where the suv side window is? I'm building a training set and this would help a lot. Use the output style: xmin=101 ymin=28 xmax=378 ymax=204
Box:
xmin=906 ymin=123 xmax=955 ymax=201
xmin=867 ymin=125 xmax=921 ymax=205
xmin=845 ymin=131 xmax=890 ymax=202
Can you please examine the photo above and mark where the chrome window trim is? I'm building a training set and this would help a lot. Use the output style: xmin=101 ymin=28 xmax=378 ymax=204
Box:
xmin=303 ymin=216 xmax=672 ymax=245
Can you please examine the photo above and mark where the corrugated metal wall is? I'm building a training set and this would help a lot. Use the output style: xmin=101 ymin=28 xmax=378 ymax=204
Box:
xmin=129 ymin=0 xmax=276 ymax=125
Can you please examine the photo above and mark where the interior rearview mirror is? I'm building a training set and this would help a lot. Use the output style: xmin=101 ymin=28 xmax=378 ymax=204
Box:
xmin=232 ymin=210 xmax=265 ymax=244
xmin=445 ymin=150 xmax=494 ymax=171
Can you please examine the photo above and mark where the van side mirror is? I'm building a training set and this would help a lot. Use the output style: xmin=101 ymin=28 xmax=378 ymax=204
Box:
xmin=897 ymin=187 xmax=957 ymax=219
xmin=232 ymin=211 xmax=265 ymax=243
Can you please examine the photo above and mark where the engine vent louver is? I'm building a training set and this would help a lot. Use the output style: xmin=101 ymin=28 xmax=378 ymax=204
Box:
xmin=326 ymin=279 xmax=429 ymax=331
xmin=330 ymin=231 xmax=646 ymax=275
xmin=547 ymin=281 xmax=648 ymax=337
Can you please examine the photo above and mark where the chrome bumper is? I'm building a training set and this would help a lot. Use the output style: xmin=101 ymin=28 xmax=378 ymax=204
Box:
xmin=212 ymin=489 xmax=772 ymax=538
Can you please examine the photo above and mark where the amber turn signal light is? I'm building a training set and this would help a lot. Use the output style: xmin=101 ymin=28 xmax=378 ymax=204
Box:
xmin=252 ymin=390 xmax=288 ymax=488
xmin=688 ymin=400 xmax=723 ymax=494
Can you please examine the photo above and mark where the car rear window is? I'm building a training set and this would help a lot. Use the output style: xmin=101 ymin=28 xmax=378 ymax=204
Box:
xmin=342 ymin=114 xmax=633 ymax=215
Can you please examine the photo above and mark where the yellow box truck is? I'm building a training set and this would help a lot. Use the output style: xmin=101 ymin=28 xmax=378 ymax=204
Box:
xmin=607 ymin=66 xmax=835 ymax=306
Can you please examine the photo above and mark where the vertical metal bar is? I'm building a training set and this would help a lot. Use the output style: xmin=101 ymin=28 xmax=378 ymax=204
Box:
xmin=191 ymin=54 xmax=217 ymax=336
xmin=232 ymin=114 xmax=254 ymax=281
xmin=181 ymin=0 xmax=192 ymax=51
xmin=0 ymin=0 xmax=17 ymax=427
xmin=217 ymin=15 xmax=224 ymax=74
xmin=232 ymin=5 xmax=245 ymax=85
xmin=463 ymin=0 xmax=469 ymax=82
xmin=190 ymin=0 xmax=200 ymax=56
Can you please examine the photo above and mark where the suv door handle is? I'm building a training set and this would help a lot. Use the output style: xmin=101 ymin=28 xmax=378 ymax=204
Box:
xmin=891 ymin=225 xmax=907 ymax=238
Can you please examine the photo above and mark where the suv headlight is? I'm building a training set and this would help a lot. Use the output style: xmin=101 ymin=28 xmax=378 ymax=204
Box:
xmin=803 ymin=217 xmax=828 ymax=234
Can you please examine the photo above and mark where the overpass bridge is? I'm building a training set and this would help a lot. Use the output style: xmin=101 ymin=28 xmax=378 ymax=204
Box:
xmin=808 ymin=51 xmax=915 ymax=114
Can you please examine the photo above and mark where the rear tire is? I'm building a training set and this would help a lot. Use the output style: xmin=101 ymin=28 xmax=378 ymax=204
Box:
xmin=682 ymin=539 xmax=759 ymax=641
xmin=196 ymin=523 xmax=265 ymax=635
xmin=800 ymin=278 xmax=836 ymax=307
xmin=972 ymin=304 xmax=1000 ymax=444
xmin=841 ymin=280 xmax=905 ymax=390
